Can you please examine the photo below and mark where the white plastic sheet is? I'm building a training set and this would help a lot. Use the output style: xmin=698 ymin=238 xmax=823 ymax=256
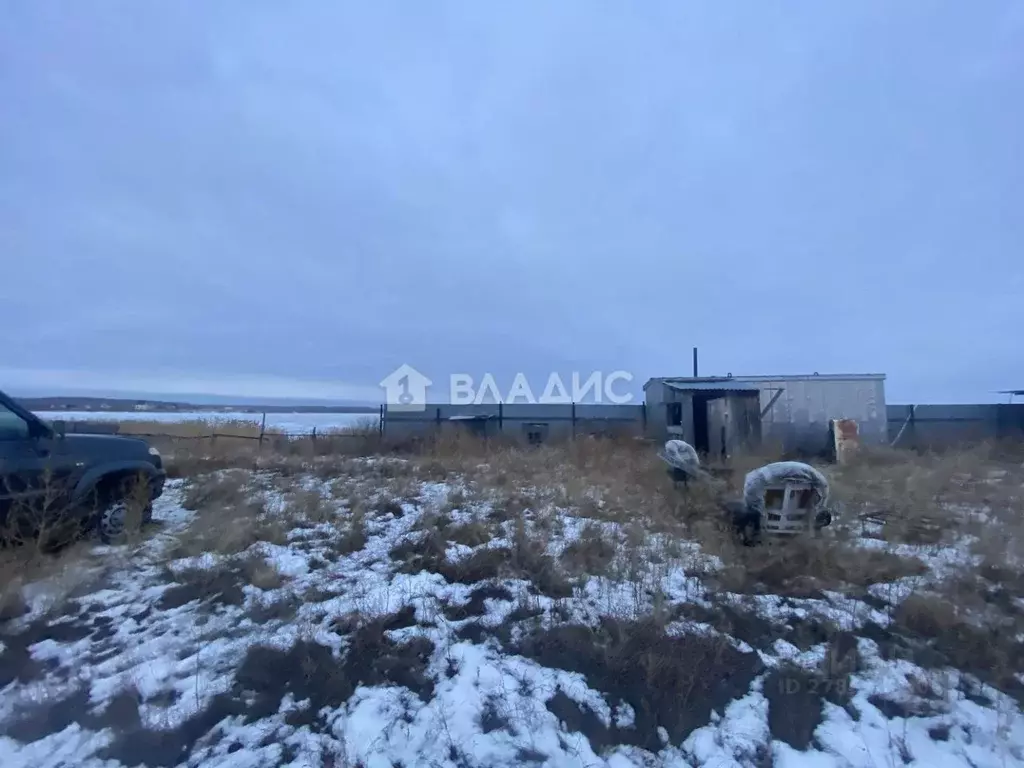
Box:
xmin=742 ymin=461 xmax=830 ymax=513
xmin=659 ymin=439 xmax=702 ymax=474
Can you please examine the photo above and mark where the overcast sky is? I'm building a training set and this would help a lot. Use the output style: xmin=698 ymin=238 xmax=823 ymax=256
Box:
xmin=1 ymin=2 xmax=1021 ymax=404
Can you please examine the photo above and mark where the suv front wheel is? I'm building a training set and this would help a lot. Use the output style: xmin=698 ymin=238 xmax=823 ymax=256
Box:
xmin=97 ymin=499 xmax=153 ymax=543
xmin=87 ymin=474 xmax=154 ymax=544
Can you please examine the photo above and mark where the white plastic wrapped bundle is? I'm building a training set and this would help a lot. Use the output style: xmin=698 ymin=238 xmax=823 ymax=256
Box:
xmin=659 ymin=439 xmax=702 ymax=473
xmin=743 ymin=461 xmax=830 ymax=511
xmin=743 ymin=461 xmax=831 ymax=534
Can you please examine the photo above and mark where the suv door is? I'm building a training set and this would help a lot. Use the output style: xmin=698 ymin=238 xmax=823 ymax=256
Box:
xmin=0 ymin=403 xmax=76 ymax=540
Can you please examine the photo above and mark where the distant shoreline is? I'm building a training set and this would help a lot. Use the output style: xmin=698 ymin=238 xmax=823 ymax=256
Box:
xmin=17 ymin=397 xmax=379 ymax=415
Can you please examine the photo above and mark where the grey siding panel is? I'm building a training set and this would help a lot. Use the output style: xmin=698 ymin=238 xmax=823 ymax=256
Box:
xmin=644 ymin=382 xmax=665 ymax=441
xmin=752 ymin=376 xmax=887 ymax=453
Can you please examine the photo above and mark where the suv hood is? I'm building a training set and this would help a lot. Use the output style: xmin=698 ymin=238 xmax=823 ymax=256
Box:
xmin=62 ymin=433 xmax=149 ymax=447
xmin=59 ymin=432 xmax=158 ymax=462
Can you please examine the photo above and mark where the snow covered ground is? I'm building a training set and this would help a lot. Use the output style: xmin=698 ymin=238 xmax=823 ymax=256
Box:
xmin=1 ymin=451 xmax=1023 ymax=767
xmin=33 ymin=411 xmax=378 ymax=433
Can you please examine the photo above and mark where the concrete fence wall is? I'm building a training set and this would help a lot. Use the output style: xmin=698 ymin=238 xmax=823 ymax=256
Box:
xmin=383 ymin=401 xmax=1024 ymax=449
xmin=887 ymin=404 xmax=1024 ymax=449
xmin=382 ymin=403 xmax=647 ymax=442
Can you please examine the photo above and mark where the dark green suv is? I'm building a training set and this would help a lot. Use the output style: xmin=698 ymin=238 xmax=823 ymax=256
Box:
xmin=0 ymin=388 xmax=166 ymax=546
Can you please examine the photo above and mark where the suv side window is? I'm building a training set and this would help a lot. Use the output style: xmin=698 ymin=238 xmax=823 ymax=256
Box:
xmin=0 ymin=402 xmax=31 ymax=440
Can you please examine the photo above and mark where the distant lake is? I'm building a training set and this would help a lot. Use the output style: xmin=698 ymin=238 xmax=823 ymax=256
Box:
xmin=34 ymin=410 xmax=378 ymax=433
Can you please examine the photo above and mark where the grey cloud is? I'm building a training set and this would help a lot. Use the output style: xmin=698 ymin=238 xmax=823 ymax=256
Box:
xmin=1 ymin=1 xmax=1021 ymax=403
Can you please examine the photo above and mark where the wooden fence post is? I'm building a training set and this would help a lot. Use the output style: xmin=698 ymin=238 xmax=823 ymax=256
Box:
xmin=258 ymin=412 xmax=267 ymax=451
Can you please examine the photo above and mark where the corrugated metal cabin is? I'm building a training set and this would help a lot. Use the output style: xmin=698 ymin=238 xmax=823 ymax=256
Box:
xmin=644 ymin=373 xmax=887 ymax=457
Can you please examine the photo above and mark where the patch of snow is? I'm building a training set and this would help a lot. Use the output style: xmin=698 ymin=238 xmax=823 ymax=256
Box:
xmin=256 ymin=543 xmax=311 ymax=578
xmin=3 ymin=467 xmax=1023 ymax=768
xmin=683 ymin=685 xmax=770 ymax=767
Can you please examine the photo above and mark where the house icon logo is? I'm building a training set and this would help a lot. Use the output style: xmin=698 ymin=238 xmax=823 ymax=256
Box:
xmin=379 ymin=364 xmax=432 ymax=411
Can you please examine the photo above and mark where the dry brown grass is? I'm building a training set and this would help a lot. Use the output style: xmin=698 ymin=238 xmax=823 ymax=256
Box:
xmin=423 ymin=437 xmax=1024 ymax=685
xmin=711 ymin=535 xmax=929 ymax=597
xmin=241 ymin=553 xmax=286 ymax=591
xmin=446 ymin=520 xmax=493 ymax=548
xmin=560 ymin=522 xmax=617 ymax=576
xmin=117 ymin=418 xmax=270 ymax=439
xmin=0 ymin=542 xmax=100 ymax=621
xmin=0 ymin=465 xmax=139 ymax=552
xmin=833 ymin=444 xmax=1024 ymax=532
xmin=882 ymin=587 xmax=1024 ymax=701
xmin=180 ymin=469 xmax=252 ymax=512
xmin=138 ymin=420 xmax=385 ymax=479
xmin=516 ymin=615 xmax=763 ymax=749
xmin=3 ymin=426 xmax=1022 ymax=765
xmin=12 ymin=427 xmax=1024 ymax=719
xmin=281 ymin=485 xmax=335 ymax=526
xmin=113 ymin=415 xmax=378 ymax=439
xmin=0 ymin=467 xmax=163 ymax=621
xmin=387 ymin=506 xmax=572 ymax=597
xmin=333 ymin=505 xmax=369 ymax=557
xmin=171 ymin=477 xmax=287 ymax=560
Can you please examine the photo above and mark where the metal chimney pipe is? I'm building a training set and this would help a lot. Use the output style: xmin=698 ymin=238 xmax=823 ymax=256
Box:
xmin=692 ymin=347 xmax=699 ymax=378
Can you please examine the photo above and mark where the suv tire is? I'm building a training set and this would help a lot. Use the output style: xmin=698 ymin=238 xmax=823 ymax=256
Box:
xmin=97 ymin=500 xmax=152 ymax=544
xmin=89 ymin=475 xmax=154 ymax=544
